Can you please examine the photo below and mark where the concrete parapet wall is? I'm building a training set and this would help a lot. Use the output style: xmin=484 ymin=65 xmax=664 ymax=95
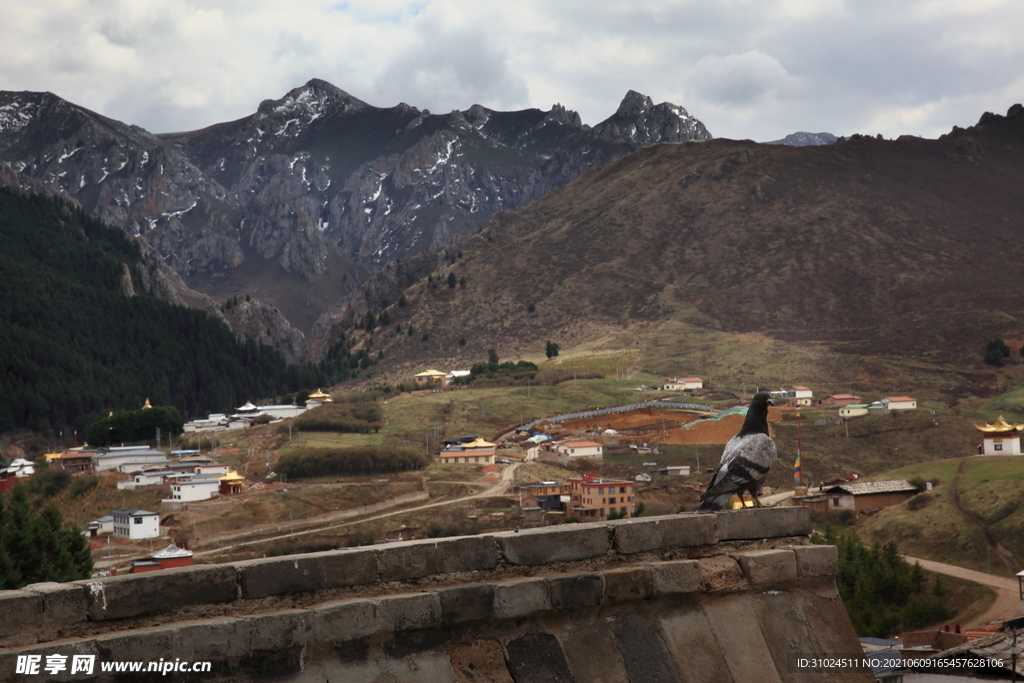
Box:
xmin=0 ymin=508 xmax=872 ymax=682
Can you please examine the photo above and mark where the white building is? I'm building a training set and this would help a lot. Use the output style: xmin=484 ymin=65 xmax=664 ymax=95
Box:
xmin=111 ymin=509 xmax=160 ymax=540
xmin=4 ymin=458 xmax=36 ymax=478
xmin=556 ymin=440 xmax=604 ymax=461
xmin=975 ymin=416 xmax=1023 ymax=456
xmin=882 ymin=396 xmax=917 ymax=412
xmin=117 ymin=469 xmax=182 ymax=490
xmin=839 ymin=404 xmax=870 ymax=419
xmin=94 ymin=448 xmax=167 ymax=473
xmin=166 ymin=477 xmax=221 ymax=502
xmin=772 ymin=386 xmax=813 ymax=405
xmin=663 ymin=377 xmax=703 ymax=391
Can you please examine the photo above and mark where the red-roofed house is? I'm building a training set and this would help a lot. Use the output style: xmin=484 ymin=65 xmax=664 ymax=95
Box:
xmin=821 ymin=394 xmax=861 ymax=409
xmin=883 ymin=396 xmax=917 ymax=411
xmin=569 ymin=473 xmax=634 ymax=520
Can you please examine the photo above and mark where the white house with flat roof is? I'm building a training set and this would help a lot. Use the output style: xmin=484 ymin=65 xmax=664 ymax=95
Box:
xmin=166 ymin=477 xmax=221 ymax=503
xmin=556 ymin=441 xmax=604 ymax=461
xmin=94 ymin=448 xmax=167 ymax=473
xmin=111 ymin=509 xmax=160 ymax=540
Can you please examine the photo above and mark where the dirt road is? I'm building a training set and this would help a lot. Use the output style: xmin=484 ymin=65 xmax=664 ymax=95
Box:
xmin=903 ymin=555 xmax=1020 ymax=628
xmin=192 ymin=463 xmax=521 ymax=558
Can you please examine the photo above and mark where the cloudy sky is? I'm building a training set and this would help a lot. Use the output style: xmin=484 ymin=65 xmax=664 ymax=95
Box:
xmin=2 ymin=0 xmax=1021 ymax=141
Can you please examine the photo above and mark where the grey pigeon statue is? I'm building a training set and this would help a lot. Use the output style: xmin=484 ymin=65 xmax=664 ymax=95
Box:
xmin=696 ymin=391 xmax=777 ymax=513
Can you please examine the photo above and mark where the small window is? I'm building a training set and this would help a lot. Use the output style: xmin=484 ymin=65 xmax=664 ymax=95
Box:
xmin=994 ymin=442 xmax=1003 ymax=451
xmin=134 ymin=517 xmax=143 ymax=524
xmin=831 ymin=497 xmax=841 ymax=507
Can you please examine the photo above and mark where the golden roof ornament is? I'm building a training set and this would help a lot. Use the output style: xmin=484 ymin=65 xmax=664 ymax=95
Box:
xmin=975 ymin=415 xmax=1024 ymax=433
xmin=142 ymin=398 xmax=153 ymax=410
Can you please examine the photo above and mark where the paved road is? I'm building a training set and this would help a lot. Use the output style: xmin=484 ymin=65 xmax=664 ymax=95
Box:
xmin=903 ymin=555 xmax=1020 ymax=628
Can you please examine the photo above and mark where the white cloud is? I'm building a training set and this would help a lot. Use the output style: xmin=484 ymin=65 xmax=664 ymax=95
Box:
xmin=0 ymin=0 xmax=1020 ymax=142
xmin=688 ymin=51 xmax=797 ymax=106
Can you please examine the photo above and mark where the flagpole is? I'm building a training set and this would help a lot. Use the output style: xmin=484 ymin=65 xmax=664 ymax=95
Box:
xmin=794 ymin=403 xmax=803 ymax=488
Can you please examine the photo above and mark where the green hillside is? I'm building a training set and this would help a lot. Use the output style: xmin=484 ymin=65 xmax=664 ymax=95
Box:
xmin=0 ymin=186 xmax=290 ymax=433
xmin=855 ymin=456 xmax=1024 ymax=576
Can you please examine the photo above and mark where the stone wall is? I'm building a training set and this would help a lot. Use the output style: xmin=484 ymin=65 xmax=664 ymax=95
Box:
xmin=0 ymin=507 xmax=873 ymax=682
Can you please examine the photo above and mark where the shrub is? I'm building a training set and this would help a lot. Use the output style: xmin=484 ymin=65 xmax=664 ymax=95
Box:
xmin=293 ymin=401 xmax=383 ymax=433
xmin=277 ymin=446 xmax=429 ymax=478
xmin=26 ymin=468 xmax=71 ymax=498
xmin=906 ymin=493 xmax=932 ymax=511
xmin=69 ymin=476 xmax=98 ymax=498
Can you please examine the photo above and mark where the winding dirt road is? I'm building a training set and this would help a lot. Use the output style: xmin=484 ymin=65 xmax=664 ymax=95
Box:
xmin=903 ymin=555 xmax=1020 ymax=628
xmin=192 ymin=463 xmax=522 ymax=558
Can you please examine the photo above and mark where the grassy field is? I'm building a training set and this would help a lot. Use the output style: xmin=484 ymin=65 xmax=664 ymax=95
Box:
xmin=979 ymin=383 xmax=1024 ymax=419
xmin=379 ymin=378 xmax=683 ymax=447
xmin=856 ymin=457 xmax=1024 ymax=576
xmin=276 ymin=430 xmax=381 ymax=456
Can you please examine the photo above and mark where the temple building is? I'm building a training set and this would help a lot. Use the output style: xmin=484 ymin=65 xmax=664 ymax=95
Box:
xmin=975 ymin=416 xmax=1024 ymax=455
xmin=308 ymin=389 xmax=333 ymax=403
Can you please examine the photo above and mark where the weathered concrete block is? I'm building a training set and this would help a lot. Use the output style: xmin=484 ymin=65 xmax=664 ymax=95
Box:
xmin=547 ymin=573 xmax=603 ymax=611
xmin=448 ymin=640 xmax=515 ymax=683
xmin=602 ymin=566 xmax=653 ymax=602
xmin=235 ymin=548 xmax=377 ymax=599
xmin=438 ymin=585 xmax=495 ymax=626
xmin=375 ymin=593 xmax=441 ymax=633
xmin=611 ymin=514 xmax=716 ymax=554
xmin=244 ymin=609 xmax=316 ymax=652
xmin=608 ymin=615 xmax=683 ymax=683
xmin=714 ymin=506 xmax=811 ymax=541
xmin=492 ymin=578 xmax=550 ymax=619
xmin=735 ymin=549 xmax=798 ymax=585
xmin=650 ymin=560 xmax=703 ymax=595
xmin=0 ymin=591 xmax=42 ymax=643
xmin=172 ymin=616 xmax=251 ymax=661
xmin=559 ymin=620 xmax=631 ymax=683
xmin=793 ymin=544 xmax=839 ymax=577
xmin=377 ymin=535 xmax=497 ymax=581
xmin=314 ymin=598 xmax=380 ymax=642
xmin=702 ymin=593 xmax=785 ymax=683
xmin=94 ymin=623 xmax=177 ymax=663
xmin=22 ymin=582 xmax=88 ymax=635
xmin=505 ymin=633 xmax=573 ymax=683
xmin=80 ymin=564 xmax=238 ymax=621
xmin=496 ymin=525 xmax=609 ymax=566
xmin=698 ymin=555 xmax=744 ymax=591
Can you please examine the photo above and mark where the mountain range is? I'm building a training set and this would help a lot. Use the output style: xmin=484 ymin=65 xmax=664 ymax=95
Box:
xmin=335 ymin=104 xmax=1024 ymax=400
xmin=0 ymin=80 xmax=710 ymax=360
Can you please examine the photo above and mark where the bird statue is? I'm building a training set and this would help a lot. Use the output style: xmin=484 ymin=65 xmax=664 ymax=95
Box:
xmin=696 ymin=391 xmax=777 ymax=513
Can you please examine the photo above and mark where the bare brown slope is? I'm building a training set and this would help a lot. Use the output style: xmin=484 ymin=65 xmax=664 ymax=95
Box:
xmin=332 ymin=106 xmax=1024 ymax=396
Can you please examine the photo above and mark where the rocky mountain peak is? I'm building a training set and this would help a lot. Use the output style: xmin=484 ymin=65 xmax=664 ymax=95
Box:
xmin=766 ymin=132 xmax=838 ymax=146
xmin=257 ymin=79 xmax=370 ymax=126
xmin=593 ymin=90 xmax=712 ymax=146
xmin=0 ymin=79 xmax=713 ymax=362
xmin=541 ymin=103 xmax=582 ymax=128
xmin=616 ymin=90 xmax=654 ymax=119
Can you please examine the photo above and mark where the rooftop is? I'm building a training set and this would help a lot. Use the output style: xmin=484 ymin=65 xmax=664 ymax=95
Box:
xmin=826 ymin=479 xmax=918 ymax=496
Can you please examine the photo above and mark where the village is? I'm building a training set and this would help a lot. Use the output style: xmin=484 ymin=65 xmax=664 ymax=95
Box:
xmin=0 ymin=371 xmax=967 ymax=571
xmin=3 ymin=366 xmax=1024 ymax=681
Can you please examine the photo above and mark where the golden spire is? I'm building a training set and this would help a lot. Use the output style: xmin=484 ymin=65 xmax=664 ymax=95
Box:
xmin=142 ymin=398 xmax=153 ymax=410
xmin=975 ymin=415 xmax=1024 ymax=433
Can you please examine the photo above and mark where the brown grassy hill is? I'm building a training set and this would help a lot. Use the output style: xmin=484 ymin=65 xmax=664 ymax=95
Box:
xmin=341 ymin=105 xmax=1024 ymax=398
